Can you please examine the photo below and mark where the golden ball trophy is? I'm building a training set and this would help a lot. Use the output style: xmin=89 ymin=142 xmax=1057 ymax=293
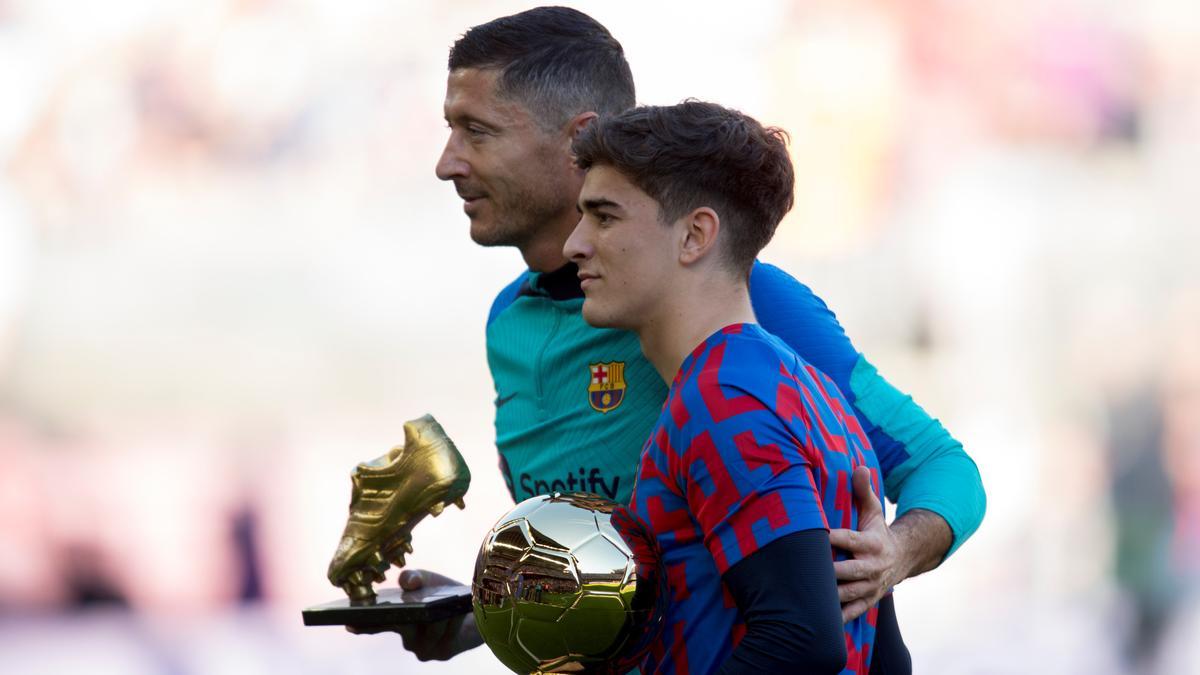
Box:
xmin=471 ymin=492 xmax=667 ymax=673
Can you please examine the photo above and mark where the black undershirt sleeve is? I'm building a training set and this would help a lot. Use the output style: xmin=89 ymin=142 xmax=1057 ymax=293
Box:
xmin=716 ymin=529 xmax=847 ymax=675
xmin=870 ymin=594 xmax=912 ymax=675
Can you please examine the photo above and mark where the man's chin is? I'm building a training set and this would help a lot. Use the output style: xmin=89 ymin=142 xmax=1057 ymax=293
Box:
xmin=581 ymin=300 xmax=623 ymax=329
xmin=468 ymin=220 xmax=517 ymax=248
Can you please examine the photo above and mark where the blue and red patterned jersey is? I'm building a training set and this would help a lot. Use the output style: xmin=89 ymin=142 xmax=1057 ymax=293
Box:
xmin=630 ymin=323 xmax=883 ymax=675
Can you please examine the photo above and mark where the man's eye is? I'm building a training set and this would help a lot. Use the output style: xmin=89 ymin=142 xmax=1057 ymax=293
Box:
xmin=596 ymin=213 xmax=613 ymax=226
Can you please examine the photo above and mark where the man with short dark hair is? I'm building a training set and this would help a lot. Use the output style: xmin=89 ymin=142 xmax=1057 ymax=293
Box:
xmin=566 ymin=97 xmax=876 ymax=675
xmin=437 ymin=6 xmax=633 ymax=272
xmin=393 ymin=5 xmax=983 ymax=666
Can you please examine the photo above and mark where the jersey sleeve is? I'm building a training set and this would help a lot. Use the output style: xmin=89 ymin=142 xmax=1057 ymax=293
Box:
xmin=849 ymin=357 xmax=986 ymax=557
xmin=750 ymin=261 xmax=986 ymax=558
xmin=671 ymin=378 xmax=829 ymax=575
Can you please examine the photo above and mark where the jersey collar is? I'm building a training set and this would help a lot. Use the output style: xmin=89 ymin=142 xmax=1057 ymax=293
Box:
xmin=520 ymin=262 xmax=584 ymax=300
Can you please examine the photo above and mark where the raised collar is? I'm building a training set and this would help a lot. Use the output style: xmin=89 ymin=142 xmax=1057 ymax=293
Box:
xmin=520 ymin=262 xmax=584 ymax=301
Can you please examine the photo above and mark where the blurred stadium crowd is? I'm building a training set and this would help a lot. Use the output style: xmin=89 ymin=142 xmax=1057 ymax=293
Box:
xmin=0 ymin=1 xmax=1198 ymax=673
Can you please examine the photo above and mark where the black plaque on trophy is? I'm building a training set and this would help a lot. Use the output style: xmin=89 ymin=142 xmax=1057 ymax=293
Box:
xmin=302 ymin=584 xmax=473 ymax=627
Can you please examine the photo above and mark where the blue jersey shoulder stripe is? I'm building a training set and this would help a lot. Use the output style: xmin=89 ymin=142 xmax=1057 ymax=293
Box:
xmin=486 ymin=271 xmax=530 ymax=329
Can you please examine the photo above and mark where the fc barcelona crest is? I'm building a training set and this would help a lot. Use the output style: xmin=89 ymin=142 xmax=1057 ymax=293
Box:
xmin=587 ymin=361 xmax=626 ymax=413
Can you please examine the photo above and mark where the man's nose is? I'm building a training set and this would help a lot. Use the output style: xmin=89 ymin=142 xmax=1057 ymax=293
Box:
xmin=563 ymin=217 xmax=592 ymax=262
xmin=435 ymin=137 xmax=468 ymax=181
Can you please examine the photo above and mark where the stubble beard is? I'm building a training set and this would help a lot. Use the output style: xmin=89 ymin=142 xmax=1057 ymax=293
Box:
xmin=468 ymin=181 xmax=570 ymax=251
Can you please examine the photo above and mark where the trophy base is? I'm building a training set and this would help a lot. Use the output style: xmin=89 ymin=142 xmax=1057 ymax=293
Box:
xmin=302 ymin=584 xmax=473 ymax=627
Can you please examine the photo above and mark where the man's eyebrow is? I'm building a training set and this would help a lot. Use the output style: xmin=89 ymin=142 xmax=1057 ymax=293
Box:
xmin=579 ymin=197 xmax=622 ymax=213
xmin=445 ymin=112 xmax=496 ymax=128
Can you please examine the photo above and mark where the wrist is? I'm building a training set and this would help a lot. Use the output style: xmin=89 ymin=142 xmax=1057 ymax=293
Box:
xmin=889 ymin=509 xmax=952 ymax=582
xmin=888 ymin=525 xmax=920 ymax=586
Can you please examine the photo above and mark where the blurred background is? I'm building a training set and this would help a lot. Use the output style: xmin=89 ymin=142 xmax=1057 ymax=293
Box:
xmin=1 ymin=0 xmax=1198 ymax=672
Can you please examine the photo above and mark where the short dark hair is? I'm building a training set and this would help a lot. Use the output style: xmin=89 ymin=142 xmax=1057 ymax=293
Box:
xmin=448 ymin=6 xmax=635 ymax=131
xmin=572 ymin=100 xmax=795 ymax=273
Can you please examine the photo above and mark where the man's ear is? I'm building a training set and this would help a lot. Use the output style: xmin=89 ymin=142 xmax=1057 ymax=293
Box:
xmin=679 ymin=207 xmax=720 ymax=266
xmin=566 ymin=111 xmax=599 ymax=139
xmin=563 ymin=112 xmax=598 ymax=172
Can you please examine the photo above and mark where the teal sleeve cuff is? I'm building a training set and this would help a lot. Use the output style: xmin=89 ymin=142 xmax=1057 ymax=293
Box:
xmin=891 ymin=449 xmax=986 ymax=559
xmin=849 ymin=357 xmax=986 ymax=559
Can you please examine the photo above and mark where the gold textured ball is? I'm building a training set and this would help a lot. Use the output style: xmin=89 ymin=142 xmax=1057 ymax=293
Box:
xmin=472 ymin=492 xmax=666 ymax=674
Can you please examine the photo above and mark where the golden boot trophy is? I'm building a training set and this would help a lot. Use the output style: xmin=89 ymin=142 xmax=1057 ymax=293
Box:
xmin=325 ymin=414 xmax=471 ymax=604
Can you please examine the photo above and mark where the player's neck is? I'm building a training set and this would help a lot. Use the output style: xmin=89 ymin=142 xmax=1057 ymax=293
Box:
xmin=636 ymin=275 xmax=755 ymax=385
xmin=519 ymin=210 xmax=579 ymax=273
